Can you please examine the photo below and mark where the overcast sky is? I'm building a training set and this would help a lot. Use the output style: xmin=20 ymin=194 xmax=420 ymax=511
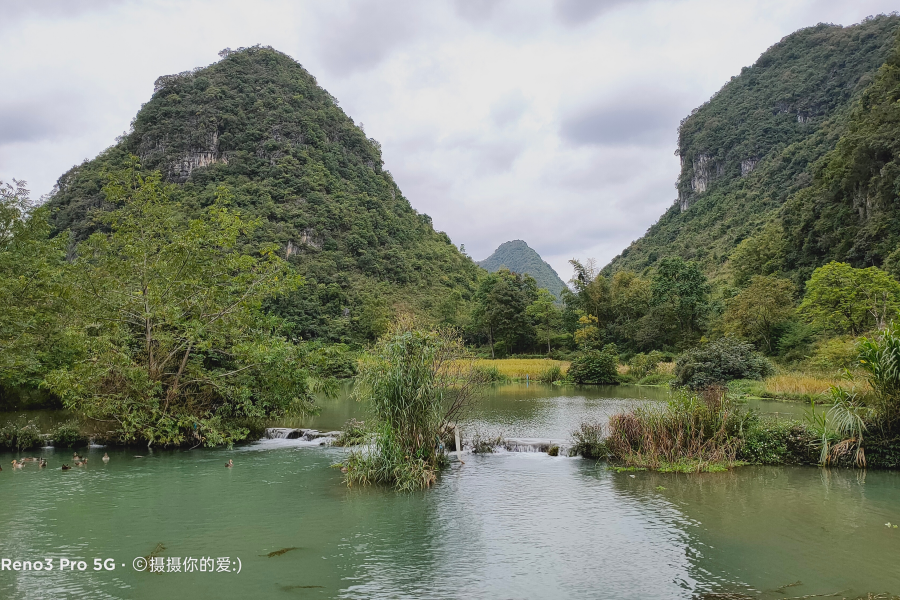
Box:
xmin=1 ymin=0 xmax=897 ymax=281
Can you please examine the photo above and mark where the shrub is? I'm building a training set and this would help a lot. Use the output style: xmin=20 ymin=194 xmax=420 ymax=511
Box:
xmin=0 ymin=417 xmax=43 ymax=451
xmin=638 ymin=372 xmax=674 ymax=386
xmin=547 ymin=445 xmax=560 ymax=456
xmin=738 ymin=418 xmax=817 ymax=465
xmin=629 ymin=351 xmax=664 ymax=380
xmin=471 ymin=364 xmax=508 ymax=383
xmin=51 ymin=421 xmax=87 ymax=448
xmin=571 ymin=422 xmax=607 ymax=459
xmin=536 ymin=364 xmax=564 ymax=384
xmin=673 ymin=336 xmax=774 ymax=389
xmin=569 ymin=344 xmax=619 ymax=385
xmin=809 ymin=336 xmax=860 ymax=371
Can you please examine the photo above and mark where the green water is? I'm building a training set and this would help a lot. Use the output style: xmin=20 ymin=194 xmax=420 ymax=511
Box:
xmin=2 ymin=385 xmax=894 ymax=599
xmin=284 ymin=383 xmax=808 ymax=439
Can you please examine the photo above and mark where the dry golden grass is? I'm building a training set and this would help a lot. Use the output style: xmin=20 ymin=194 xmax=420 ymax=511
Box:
xmin=657 ymin=362 xmax=675 ymax=374
xmin=473 ymin=358 xmax=570 ymax=379
xmin=762 ymin=372 xmax=856 ymax=397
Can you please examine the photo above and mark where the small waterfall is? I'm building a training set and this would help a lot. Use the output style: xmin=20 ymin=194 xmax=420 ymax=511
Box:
xmin=463 ymin=437 xmax=571 ymax=455
xmin=262 ymin=428 xmax=342 ymax=442
xmin=262 ymin=429 xmax=567 ymax=453
xmin=264 ymin=428 xmax=304 ymax=439
xmin=503 ymin=438 xmax=566 ymax=453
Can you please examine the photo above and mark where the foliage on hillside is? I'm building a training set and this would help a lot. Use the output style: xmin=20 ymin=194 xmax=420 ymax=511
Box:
xmin=478 ymin=240 xmax=568 ymax=299
xmin=46 ymin=46 xmax=481 ymax=343
xmin=605 ymin=16 xmax=900 ymax=281
xmin=780 ymin=34 xmax=900 ymax=280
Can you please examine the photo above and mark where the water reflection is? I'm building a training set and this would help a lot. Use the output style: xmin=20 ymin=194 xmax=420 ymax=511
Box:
xmin=608 ymin=465 xmax=900 ymax=597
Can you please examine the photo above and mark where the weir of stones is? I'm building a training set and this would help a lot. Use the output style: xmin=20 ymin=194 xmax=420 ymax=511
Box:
xmin=263 ymin=429 xmax=570 ymax=454
xmin=264 ymin=428 xmax=341 ymax=441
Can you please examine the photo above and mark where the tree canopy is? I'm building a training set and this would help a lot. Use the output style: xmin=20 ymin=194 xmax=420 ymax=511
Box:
xmin=44 ymin=166 xmax=317 ymax=446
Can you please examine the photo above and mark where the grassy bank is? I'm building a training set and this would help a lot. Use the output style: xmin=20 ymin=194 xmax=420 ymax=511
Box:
xmin=729 ymin=371 xmax=859 ymax=403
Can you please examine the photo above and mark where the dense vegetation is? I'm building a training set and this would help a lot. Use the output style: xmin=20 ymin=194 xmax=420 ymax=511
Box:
xmin=478 ymin=240 xmax=568 ymax=299
xmin=575 ymin=322 xmax=900 ymax=471
xmin=0 ymin=171 xmax=333 ymax=446
xmin=605 ymin=16 xmax=900 ymax=284
xmin=46 ymin=46 xmax=481 ymax=344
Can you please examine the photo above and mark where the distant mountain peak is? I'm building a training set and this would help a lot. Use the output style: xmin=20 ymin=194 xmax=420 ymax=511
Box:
xmin=478 ymin=240 xmax=567 ymax=298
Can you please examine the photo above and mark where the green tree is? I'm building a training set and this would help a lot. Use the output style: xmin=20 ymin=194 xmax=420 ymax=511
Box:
xmin=650 ymin=257 xmax=710 ymax=346
xmin=608 ymin=270 xmax=652 ymax=347
xmin=0 ymin=181 xmax=70 ymax=397
xmin=729 ymin=222 xmax=786 ymax=286
xmin=722 ymin=275 xmax=795 ymax=353
xmin=472 ymin=268 xmax=537 ymax=357
xmin=44 ymin=166 xmax=313 ymax=447
xmin=799 ymin=262 xmax=900 ymax=335
xmin=526 ymin=288 xmax=560 ymax=354
xmin=568 ymin=344 xmax=619 ymax=384
xmin=568 ymin=258 xmax=610 ymax=324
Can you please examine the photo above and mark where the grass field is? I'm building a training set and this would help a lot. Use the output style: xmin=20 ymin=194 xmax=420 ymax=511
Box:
xmin=761 ymin=372 xmax=859 ymax=399
xmin=473 ymin=358 xmax=570 ymax=380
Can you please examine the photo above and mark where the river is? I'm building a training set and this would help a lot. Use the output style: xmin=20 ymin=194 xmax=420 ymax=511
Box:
xmin=1 ymin=384 xmax=895 ymax=599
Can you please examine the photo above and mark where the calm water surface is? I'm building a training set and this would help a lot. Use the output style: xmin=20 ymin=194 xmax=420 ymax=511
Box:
xmin=285 ymin=383 xmax=808 ymax=439
xmin=1 ymin=385 xmax=893 ymax=599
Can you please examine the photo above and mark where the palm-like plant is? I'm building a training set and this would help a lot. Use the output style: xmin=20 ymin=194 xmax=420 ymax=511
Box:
xmin=858 ymin=323 xmax=900 ymax=423
xmin=825 ymin=386 xmax=871 ymax=467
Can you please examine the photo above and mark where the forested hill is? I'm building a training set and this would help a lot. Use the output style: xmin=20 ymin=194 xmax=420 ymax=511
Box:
xmin=46 ymin=46 xmax=482 ymax=342
xmin=604 ymin=15 xmax=900 ymax=286
xmin=478 ymin=240 xmax=568 ymax=299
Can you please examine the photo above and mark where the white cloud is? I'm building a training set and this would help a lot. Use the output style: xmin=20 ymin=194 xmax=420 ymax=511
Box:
xmin=0 ymin=0 xmax=897 ymax=281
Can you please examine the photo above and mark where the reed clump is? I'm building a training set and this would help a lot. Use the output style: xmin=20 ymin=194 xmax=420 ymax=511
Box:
xmin=470 ymin=364 xmax=508 ymax=383
xmin=571 ymin=421 xmax=607 ymax=459
xmin=471 ymin=430 xmax=503 ymax=453
xmin=605 ymin=387 xmax=749 ymax=472
xmin=536 ymin=364 xmax=564 ymax=384
xmin=339 ymin=319 xmax=484 ymax=491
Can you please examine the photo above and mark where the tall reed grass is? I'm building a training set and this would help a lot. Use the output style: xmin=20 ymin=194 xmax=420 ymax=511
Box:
xmin=341 ymin=320 xmax=484 ymax=491
xmin=605 ymin=387 xmax=748 ymax=472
